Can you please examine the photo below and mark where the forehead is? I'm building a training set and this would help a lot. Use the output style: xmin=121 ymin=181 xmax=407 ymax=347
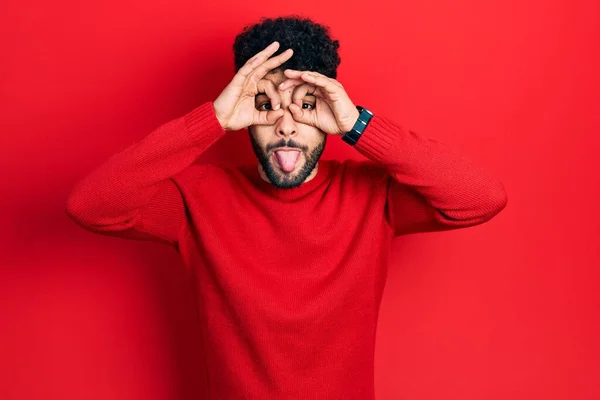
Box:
xmin=263 ymin=68 xmax=286 ymax=84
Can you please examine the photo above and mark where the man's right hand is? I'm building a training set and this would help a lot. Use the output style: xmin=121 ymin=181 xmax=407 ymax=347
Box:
xmin=213 ymin=41 xmax=293 ymax=131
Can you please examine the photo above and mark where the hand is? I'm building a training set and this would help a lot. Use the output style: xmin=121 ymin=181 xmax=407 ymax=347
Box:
xmin=213 ymin=41 xmax=293 ymax=131
xmin=278 ymin=70 xmax=360 ymax=135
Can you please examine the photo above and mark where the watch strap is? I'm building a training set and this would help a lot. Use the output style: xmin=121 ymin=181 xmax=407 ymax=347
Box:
xmin=342 ymin=105 xmax=374 ymax=146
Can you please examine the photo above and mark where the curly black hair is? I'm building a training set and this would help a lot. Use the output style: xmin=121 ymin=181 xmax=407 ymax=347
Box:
xmin=233 ymin=15 xmax=341 ymax=79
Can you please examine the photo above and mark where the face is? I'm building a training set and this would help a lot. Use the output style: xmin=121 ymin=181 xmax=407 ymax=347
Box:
xmin=248 ymin=68 xmax=327 ymax=189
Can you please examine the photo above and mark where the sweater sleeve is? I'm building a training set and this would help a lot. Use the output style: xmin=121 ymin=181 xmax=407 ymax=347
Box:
xmin=352 ymin=115 xmax=508 ymax=237
xmin=65 ymin=101 xmax=226 ymax=248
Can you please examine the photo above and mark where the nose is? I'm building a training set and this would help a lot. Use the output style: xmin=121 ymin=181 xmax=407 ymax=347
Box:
xmin=274 ymin=89 xmax=298 ymax=138
xmin=275 ymin=110 xmax=297 ymax=138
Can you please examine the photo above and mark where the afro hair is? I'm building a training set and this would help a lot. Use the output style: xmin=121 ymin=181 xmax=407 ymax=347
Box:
xmin=233 ymin=15 xmax=341 ymax=79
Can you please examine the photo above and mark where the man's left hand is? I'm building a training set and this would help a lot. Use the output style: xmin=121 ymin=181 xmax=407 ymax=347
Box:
xmin=278 ymin=69 xmax=360 ymax=135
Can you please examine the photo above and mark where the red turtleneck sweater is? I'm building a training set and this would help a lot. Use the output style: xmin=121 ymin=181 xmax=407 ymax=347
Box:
xmin=65 ymin=101 xmax=507 ymax=399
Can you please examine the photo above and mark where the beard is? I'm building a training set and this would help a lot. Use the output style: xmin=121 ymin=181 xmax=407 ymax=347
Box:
xmin=248 ymin=132 xmax=326 ymax=189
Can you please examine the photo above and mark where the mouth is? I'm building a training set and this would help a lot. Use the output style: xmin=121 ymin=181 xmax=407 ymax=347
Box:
xmin=271 ymin=148 xmax=302 ymax=172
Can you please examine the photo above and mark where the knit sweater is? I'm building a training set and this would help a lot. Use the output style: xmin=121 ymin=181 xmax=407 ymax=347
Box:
xmin=65 ymin=101 xmax=507 ymax=399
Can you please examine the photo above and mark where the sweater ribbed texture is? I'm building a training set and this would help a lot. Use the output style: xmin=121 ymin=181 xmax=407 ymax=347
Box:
xmin=66 ymin=101 xmax=507 ymax=399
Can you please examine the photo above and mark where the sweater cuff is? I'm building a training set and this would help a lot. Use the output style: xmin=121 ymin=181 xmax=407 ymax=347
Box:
xmin=351 ymin=115 xmax=403 ymax=165
xmin=183 ymin=101 xmax=227 ymax=144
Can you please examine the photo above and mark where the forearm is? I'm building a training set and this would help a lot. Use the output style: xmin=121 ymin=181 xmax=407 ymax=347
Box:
xmin=65 ymin=101 xmax=225 ymax=229
xmin=352 ymin=115 xmax=508 ymax=225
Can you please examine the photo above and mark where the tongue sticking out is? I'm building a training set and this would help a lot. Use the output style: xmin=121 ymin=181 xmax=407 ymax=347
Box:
xmin=274 ymin=150 xmax=300 ymax=172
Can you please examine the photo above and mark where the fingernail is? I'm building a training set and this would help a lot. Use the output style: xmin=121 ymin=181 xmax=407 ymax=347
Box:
xmin=274 ymin=104 xmax=280 ymax=110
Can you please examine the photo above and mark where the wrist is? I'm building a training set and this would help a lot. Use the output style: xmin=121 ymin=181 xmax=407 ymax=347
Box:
xmin=212 ymin=102 xmax=228 ymax=130
xmin=348 ymin=108 xmax=361 ymax=133
xmin=341 ymin=105 xmax=374 ymax=146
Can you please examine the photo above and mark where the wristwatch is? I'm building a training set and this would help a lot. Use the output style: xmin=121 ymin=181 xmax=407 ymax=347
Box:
xmin=341 ymin=105 xmax=374 ymax=146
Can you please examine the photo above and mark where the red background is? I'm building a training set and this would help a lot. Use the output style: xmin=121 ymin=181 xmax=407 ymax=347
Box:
xmin=1 ymin=0 xmax=599 ymax=399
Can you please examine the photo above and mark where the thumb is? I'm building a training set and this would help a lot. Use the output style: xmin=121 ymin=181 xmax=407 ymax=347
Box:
xmin=289 ymin=103 xmax=312 ymax=124
xmin=253 ymin=109 xmax=284 ymax=125
xmin=265 ymin=109 xmax=285 ymax=125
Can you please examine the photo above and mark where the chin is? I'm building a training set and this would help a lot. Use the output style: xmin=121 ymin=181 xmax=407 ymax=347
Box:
xmin=261 ymin=157 xmax=312 ymax=189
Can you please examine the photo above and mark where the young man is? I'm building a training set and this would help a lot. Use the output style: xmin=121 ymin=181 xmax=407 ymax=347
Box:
xmin=66 ymin=16 xmax=507 ymax=400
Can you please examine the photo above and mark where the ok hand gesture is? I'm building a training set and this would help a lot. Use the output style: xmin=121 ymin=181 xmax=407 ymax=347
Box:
xmin=213 ymin=41 xmax=292 ymax=131
xmin=278 ymin=70 xmax=361 ymax=135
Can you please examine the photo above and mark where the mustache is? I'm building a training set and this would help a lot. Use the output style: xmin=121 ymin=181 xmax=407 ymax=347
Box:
xmin=267 ymin=139 xmax=306 ymax=152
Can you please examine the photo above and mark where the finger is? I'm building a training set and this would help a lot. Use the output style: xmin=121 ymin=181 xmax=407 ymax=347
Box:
xmin=289 ymin=83 xmax=318 ymax=125
xmin=288 ymin=103 xmax=313 ymax=125
xmin=257 ymin=79 xmax=282 ymax=110
xmin=284 ymin=69 xmax=343 ymax=93
xmin=291 ymin=83 xmax=319 ymax=108
xmin=253 ymin=108 xmax=284 ymax=126
xmin=235 ymin=41 xmax=280 ymax=81
xmin=278 ymin=78 xmax=304 ymax=90
xmin=299 ymin=72 xmax=340 ymax=95
xmin=249 ymin=48 xmax=294 ymax=84
xmin=284 ymin=69 xmax=332 ymax=79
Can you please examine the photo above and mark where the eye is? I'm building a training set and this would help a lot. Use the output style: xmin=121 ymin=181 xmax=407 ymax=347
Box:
xmin=257 ymin=102 xmax=314 ymax=111
xmin=257 ymin=102 xmax=272 ymax=111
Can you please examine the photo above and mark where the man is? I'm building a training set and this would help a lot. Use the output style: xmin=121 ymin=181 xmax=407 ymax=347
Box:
xmin=66 ymin=16 xmax=507 ymax=400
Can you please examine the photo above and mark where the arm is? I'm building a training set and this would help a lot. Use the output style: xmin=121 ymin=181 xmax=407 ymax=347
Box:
xmin=275 ymin=69 xmax=507 ymax=236
xmin=66 ymin=41 xmax=296 ymax=248
xmin=352 ymin=115 xmax=508 ymax=236
xmin=65 ymin=102 xmax=226 ymax=248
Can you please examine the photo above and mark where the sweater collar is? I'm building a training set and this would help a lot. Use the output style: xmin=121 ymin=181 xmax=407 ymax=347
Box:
xmin=242 ymin=159 xmax=335 ymax=200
